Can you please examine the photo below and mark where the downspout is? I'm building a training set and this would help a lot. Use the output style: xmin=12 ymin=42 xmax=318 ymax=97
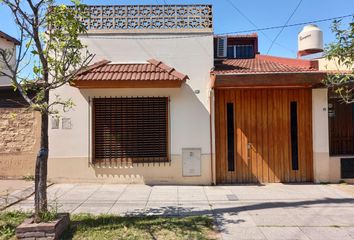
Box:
xmin=210 ymin=74 xmax=216 ymax=185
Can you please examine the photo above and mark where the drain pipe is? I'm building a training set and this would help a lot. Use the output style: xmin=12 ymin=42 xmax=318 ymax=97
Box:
xmin=209 ymin=75 xmax=216 ymax=185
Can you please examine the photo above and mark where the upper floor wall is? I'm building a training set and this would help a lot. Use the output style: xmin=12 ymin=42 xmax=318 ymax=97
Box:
xmin=77 ymin=5 xmax=215 ymax=108
xmin=214 ymin=34 xmax=259 ymax=59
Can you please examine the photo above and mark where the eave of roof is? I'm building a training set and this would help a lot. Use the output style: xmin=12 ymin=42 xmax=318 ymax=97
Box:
xmin=212 ymin=72 xmax=327 ymax=89
xmin=212 ymin=54 xmax=320 ymax=75
xmin=214 ymin=33 xmax=258 ymax=39
xmin=211 ymin=54 xmax=328 ymax=88
xmin=72 ymin=58 xmax=189 ymax=88
xmin=0 ymin=31 xmax=20 ymax=45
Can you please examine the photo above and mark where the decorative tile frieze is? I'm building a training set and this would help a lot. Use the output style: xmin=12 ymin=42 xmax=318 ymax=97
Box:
xmin=77 ymin=5 xmax=213 ymax=33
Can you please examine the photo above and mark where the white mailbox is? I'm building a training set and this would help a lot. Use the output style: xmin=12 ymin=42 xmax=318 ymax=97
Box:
xmin=182 ymin=148 xmax=201 ymax=177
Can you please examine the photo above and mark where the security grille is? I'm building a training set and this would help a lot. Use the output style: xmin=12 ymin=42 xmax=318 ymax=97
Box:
xmin=93 ymin=97 xmax=169 ymax=164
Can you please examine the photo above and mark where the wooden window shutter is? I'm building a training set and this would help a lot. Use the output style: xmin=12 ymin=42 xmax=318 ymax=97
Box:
xmin=93 ymin=97 xmax=169 ymax=164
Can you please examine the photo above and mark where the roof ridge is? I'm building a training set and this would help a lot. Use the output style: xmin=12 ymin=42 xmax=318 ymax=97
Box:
xmin=213 ymin=57 xmax=322 ymax=74
xmin=76 ymin=59 xmax=111 ymax=76
xmin=147 ymin=59 xmax=189 ymax=81
xmin=256 ymin=54 xmax=319 ymax=70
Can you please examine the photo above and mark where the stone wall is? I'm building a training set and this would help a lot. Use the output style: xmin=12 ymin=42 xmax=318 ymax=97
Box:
xmin=0 ymin=108 xmax=40 ymax=178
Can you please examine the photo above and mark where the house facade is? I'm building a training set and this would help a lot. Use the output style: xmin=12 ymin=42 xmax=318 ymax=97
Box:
xmin=48 ymin=5 xmax=214 ymax=184
xmin=314 ymin=58 xmax=354 ymax=183
xmin=0 ymin=31 xmax=19 ymax=86
xmin=47 ymin=4 xmax=354 ymax=184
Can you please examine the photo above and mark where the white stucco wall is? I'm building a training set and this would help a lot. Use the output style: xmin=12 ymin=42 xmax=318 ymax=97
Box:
xmin=0 ymin=38 xmax=16 ymax=86
xmin=80 ymin=33 xmax=214 ymax=109
xmin=313 ymin=59 xmax=354 ymax=183
xmin=48 ymin=33 xmax=214 ymax=184
xmin=312 ymin=88 xmax=331 ymax=183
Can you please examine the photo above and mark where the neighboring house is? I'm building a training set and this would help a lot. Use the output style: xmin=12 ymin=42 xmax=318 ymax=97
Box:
xmin=314 ymin=58 xmax=354 ymax=183
xmin=47 ymin=4 xmax=353 ymax=184
xmin=211 ymin=35 xmax=326 ymax=183
xmin=0 ymin=31 xmax=19 ymax=86
xmin=0 ymin=31 xmax=40 ymax=178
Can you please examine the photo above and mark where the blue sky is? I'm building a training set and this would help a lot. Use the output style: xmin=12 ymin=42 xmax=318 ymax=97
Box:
xmin=0 ymin=0 xmax=353 ymax=59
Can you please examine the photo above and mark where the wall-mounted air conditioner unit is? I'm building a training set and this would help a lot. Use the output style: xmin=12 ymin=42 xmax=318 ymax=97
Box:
xmin=217 ymin=37 xmax=227 ymax=58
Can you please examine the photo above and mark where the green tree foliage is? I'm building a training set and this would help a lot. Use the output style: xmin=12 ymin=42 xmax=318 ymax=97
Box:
xmin=0 ymin=0 xmax=93 ymax=221
xmin=324 ymin=19 xmax=354 ymax=103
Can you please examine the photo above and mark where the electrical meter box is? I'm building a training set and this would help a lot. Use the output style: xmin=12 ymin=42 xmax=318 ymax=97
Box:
xmin=182 ymin=148 xmax=201 ymax=177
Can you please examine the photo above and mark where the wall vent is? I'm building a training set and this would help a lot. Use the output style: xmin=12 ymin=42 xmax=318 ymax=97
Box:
xmin=341 ymin=158 xmax=354 ymax=179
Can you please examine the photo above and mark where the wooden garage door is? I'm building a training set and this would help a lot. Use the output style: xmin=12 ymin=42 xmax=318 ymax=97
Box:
xmin=215 ymin=88 xmax=313 ymax=183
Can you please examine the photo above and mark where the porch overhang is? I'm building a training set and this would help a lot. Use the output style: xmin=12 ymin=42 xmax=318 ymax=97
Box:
xmin=71 ymin=59 xmax=188 ymax=89
xmin=211 ymin=72 xmax=327 ymax=89
xmin=72 ymin=79 xmax=184 ymax=88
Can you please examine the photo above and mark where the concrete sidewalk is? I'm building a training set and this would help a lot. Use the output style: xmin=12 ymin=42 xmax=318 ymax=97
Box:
xmin=8 ymin=183 xmax=354 ymax=240
xmin=0 ymin=180 xmax=34 ymax=210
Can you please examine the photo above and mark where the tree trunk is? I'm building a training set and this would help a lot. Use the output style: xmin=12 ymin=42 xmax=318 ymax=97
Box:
xmin=34 ymin=110 xmax=49 ymax=221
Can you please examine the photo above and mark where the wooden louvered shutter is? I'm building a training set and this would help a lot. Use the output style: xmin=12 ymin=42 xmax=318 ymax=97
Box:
xmin=93 ymin=97 xmax=169 ymax=164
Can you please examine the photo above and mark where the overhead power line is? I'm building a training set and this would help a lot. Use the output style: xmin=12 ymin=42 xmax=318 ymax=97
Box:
xmin=219 ymin=13 xmax=353 ymax=36
xmin=79 ymin=13 xmax=353 ymax=40
xmin=267 ymin=0 xmax=303 ymax=54
xmin=225 ymin=0 xmax=260 ymax=30
xmin=224 ymin=0 xmax=296 ymax=54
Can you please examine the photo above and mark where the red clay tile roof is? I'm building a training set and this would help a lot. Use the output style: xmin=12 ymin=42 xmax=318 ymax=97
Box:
xmin=0 ymin=31 xmax=20 ymax=45
xmin=74 ymin=59 xmax=189 ymax=82
xmin=213 ymin=54 xmax=321 ymax=75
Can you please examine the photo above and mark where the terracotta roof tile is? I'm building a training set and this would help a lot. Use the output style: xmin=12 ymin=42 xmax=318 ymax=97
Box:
xmin=74 ymin=59 xmax=189 ymax=82
xmin=213 ymin=54 xmax=321 ymax=74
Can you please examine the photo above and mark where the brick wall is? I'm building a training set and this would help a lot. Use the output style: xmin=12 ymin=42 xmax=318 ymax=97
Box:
xmin=0 ymin=108 xmax=40 ymax=178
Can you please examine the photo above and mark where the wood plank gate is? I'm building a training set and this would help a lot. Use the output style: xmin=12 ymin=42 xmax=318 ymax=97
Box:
xmin=215 ymin=88 xmax=313 ymax=183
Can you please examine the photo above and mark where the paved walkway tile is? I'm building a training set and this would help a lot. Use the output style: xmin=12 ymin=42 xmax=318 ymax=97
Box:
xmin=178 ymin=202 xmax=212 ymax=216
xmin=347 ymin=227 xmax=354 ymax=239
xmin=0 ymin=180 xmax=35 ymax=210
xmin=108 ymin=201 xmax=146 ymax=216
xmin=148 ymin=186 xmax=177 ymax=202
xmin=260 ymin=227 xmax=310 ymax=240
xmin=292 ymin=214 xmax=336 ymax=227
xmin=215 ymin=212 xmax=257 ymax=228
xmin=251 ymin=214 xmax=298 ymax=227
xmin=220 ymin=227 xmax=267 ymax=240
xmin=178 ymin=186 xmax=208 ymax=202
xmin=73 ymin=202 xmax=114 ymax=215
xmin=118 ymin=186 xmax=151 ymax=202
xmin=301 ymin=227 xmax=353 ymax=240
xmin=145 ymin=202 xmax=179 ymax=216
xmin=6 ymin=183 xmax=354 ymax=239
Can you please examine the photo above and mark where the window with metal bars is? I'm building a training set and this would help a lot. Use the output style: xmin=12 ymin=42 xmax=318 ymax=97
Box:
xmin=93 ymin=97 xmax=169 ymax=164
xmin=328 ymin=95 xmax=354 ymax=156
